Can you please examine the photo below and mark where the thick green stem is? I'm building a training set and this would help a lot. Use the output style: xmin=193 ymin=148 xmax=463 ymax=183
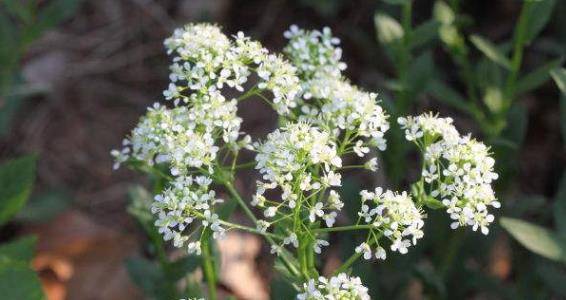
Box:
xmin=201 ymin=230 xmax=218 ymax=300
xmin=501 ymin=1 xmax=532 ymax=122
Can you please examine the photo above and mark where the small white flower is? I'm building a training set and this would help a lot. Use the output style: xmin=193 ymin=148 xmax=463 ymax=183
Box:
xmin=355 ymin=242 xmax=372 ymax=260
xmin=313 ymin=239 xmax=330 ymax=254
xmin=354 ymin=140 xmax=370 ymax=157
xmin=364 ymin=157 xmax=378 ymax=171
xmin=375 ymin=246 xmax=386 ymax=260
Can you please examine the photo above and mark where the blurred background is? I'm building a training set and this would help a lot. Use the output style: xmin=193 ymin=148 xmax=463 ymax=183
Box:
xmin=0 ymin=0 xmax=564 ymax=299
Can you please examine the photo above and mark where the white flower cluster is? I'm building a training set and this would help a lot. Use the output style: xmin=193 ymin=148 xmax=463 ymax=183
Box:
xmin=111 ymin=103 xmax=220 ymax=175
xmin=398 ymin=113 xmax=500 ymax=235
xmin=297 ymin=273 xmax=370 ymax=300
xmin=165 ymin=23 xmax=301 ymax=114
xmin=283 ymin=26 xmax=389 ymax=153
xmin=357 ymin=188 xmax=424 ymax=257
xmin=253 ymin=122 xmax=344 ymax=228
xmin=151 ymin=176 xmax=225 ymax=255
xmin=284 ymin=25 xmax=346 ymax=80
xmin=113 ymin=24 xmax=303 ymax=172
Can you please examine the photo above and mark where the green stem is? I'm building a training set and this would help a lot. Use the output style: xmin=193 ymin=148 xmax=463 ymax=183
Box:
xmin=314 ymin=224 xmax=373 ymax=233
xmin=219 ymin=220 xmax=280 ymax=239
xmin=502 ymin=1 xmax=532 ymax=117
xmin=201 ymin=230 xmax=218 ymax=300
xmin=223 ymin=181 xmax=301 ymax=277
xmin=333 ymin=239 xmax=377 ymax=275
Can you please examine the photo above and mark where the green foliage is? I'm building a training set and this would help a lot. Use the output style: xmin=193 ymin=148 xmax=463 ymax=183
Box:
xmin=470 ymin=35 xmax=512 ymax=70
xmin=0 ymin=236 xmax=37 ymax=262
xmin=0 ymin=155 xmax=37 ymax=225
xmin=372 ymin=0 xmax=564 ymax=298
xmin=0 ymin=258 xmax=44 ymax=300
xmin=126 ymin=185 xmax=204 ymax=299
xmin=16 ymin=190 xmax=70 ymax=223
xmin=0 ymin=154 xmax=44 ymax=299
xmin=551 ymin=67 xmax=566 ymax=94
xmin=0 ymin=0 xmax=82 ymax=136
xmin=522 ymin=0 xmax=556 ymax=45
xmin=501 ymin=217 xmax=566 ymax=263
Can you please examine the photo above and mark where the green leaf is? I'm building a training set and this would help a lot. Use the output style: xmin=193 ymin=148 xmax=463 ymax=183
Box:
xmin=406 ymin=51 xmax=434 ymax=94
xmin=515 ymin=58 xmax=564 ymax=95
xmin=424 ymin=197 xmax=445 ymax=210
xmin=427 ymin=79 xmax=472 ymax=114
xmin=523 ymin=0 xmax=556 ymax=45
xmin=167 ymin=255 xmax=201 ymax=281
xmin=0 ymin=236 xmax=37 ymax=262
xmin=270 ymin=276 xmax=296 ymax=300
xmin=374 ymin=13 xmax=404 ymax=45
xmin=0 ymin=155 xmax=37 ymax=226
xmin=125 ymin=257 xmax=175 ymax=300
xmin=554 ymin=172 xmax=566 ymax=237
xmin=470 ymin=35 xmax=512 ymax=70
xmin=550 ymin=67 xmax=566 ymax=95
xmin=502 ymin=104 xmax=528 ymax=147
xmin=0 ymin=258 xmax=44 ymax=300
xmin=500 ymin=217 xmax=566 ymax=263
xmin=16 ymin=190 xmax=70 ymax=223
xmin=409 ymin=20 xmax=439 ymax=49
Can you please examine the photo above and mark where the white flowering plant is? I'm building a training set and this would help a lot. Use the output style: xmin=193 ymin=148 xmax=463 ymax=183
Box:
xmin=113 ymin=23 xmax=499 ymax=299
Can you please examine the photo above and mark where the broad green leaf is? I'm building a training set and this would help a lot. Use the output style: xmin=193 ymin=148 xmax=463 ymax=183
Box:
xmin=414 ymin=263 xmax=446 ymax=297
xmin=554 ymin=172 xmax=566 ymax=237
xmin=0 ymin=258 xmax=44 ymax=300
xmin=125 ymin=257 xmax=175 ymax=300
xmin=470 ymin=35 xmax=512 ymax=70
xmin=0 ymin=155 xmax=37 ymax=225
xmin=427 ymin=79 xmax=472 ymax=114
xmin=217 ymin=197 xmax=238 ymax=220
xmin=476 ymin=57 xmax=504 ymax=91
xmin=502 ymin=104 xmax=528 ymax=147
xmin=17 ymin=190 xmax=70 ymax=223
xmin=167 ymin=255 xmax=201 ymax=281
xmin=0 ymin=236 xmax=36 ymax=262
xmin=550 ymin=67 xmax=566 ymax=95
xmin=406 ymin=51 xmax=434 ymax=94
xmin=409 ymin=20 xmax=439 ymax=50
xmin=500 ymin=217 xmax=566 ymax=263
xmin=523 ymin=0 xmax=556 ymax=45
xmin=515 ymin=58 xmax=564 ymax=95
xmin=374 ymin=13 xmax=404 ymax=45
xmin=270 ymin=276 xmax=296 ymax=300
